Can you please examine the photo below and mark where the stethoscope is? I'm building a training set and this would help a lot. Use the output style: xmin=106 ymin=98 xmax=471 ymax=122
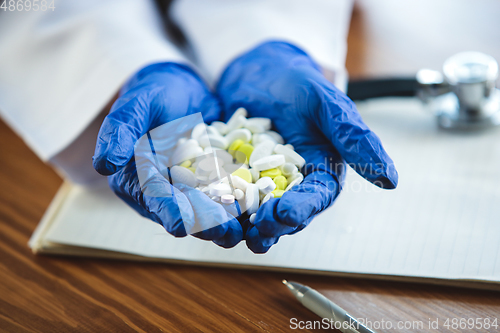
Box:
xmin=347 ymin=52 xmax=500 ymax=130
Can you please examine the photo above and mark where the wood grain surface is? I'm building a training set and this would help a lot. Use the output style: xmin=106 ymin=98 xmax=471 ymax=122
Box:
xmin=1 ymin=1 xmax=500 ymax=332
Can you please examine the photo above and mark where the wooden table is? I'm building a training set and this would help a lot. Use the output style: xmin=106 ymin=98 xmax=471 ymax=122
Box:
xmin=1 ymin=1 xmax=500 ymax=332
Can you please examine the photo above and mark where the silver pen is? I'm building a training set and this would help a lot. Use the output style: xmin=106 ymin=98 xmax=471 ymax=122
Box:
xmin=283 ymin=280 xmax=377 ymax=333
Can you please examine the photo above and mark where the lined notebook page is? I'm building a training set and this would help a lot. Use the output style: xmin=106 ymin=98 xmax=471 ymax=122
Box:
xmin=42 ymin=98 xmax=500 ymax=282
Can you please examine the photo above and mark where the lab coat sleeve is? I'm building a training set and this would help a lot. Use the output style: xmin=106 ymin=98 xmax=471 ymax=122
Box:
xmin=0 ymin=0 xmax=187 ymax=163
xmin=170 ymin=0 xmax=353 ymax=90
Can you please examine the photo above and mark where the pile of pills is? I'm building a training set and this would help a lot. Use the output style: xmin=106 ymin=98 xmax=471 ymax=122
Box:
xmin=168 ymin=108 xmax=306 ymax=222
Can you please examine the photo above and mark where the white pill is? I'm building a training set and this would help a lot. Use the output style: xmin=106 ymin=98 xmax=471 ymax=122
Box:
xmin=206 ymin=125 xmax=220 ymax=136
xmin=274 ymin=144 xmax=305 ymax=168
xmin=264 ymin=131 xmax=284 ymax=144
xmin=196 ymin=156 xmax=224 ymax=177
xmin=225 ymin=128 xmax=252 ymax=144
xmin=244 ymin=122 xmax=265 ymax=134
xmin=196 ymin=175 xmax=210 ymax=184
xmin=245 ymin=183 xmax=260 ymax=215
xmin=255 ymin=177 xmax=276 ymax=195
xmin=229 ymin=175 xmax=249 ymax=191
xmin=172 ymin=139 xmax=203 ymax=165
xmin=208 ymin=134 xmax=229 ymax=149
xmin=251 ymin=133 xmax=275 ymax=146
xmin=285 ymin=174 xmax=304 ymax=191
xmin=191 ymin=123 xmax=207 ymax=141
xmin=177 ymin=137 xmax=187 ymax=147
xmin=252 ymin=154 xmax=286 ymax=171
xmin=234 ymin=188 xmax=245 ymax=200
xmin=279 ymin=163 xmax=298 ymax=177
xmin=249 ymin=168 xmax=260 ymax=182
xmin=249 ymin=213 xmax=256 ymax=223
xmin=262 ymin=192 xmax=274 ymax=204
xmin=284 ymin=144 xmax=294 ymax=151
xmin=210 ymin=183 xmax=232 ymax=196
xmin=170 ymin=166 xmax=198 ymax=188
xmin=221 ymin=194 xmax=235 ymax=204
xmin=209 ymin=168 xmax=228 ymax=183
xmin=246 ymin=117 xmax=272 ymax=131
xmin=286 ymin=173 xmax=304 ymax=191
xmin=226 ymin=109 xmax=247 ymax=132
xmin=249 ymin=139 xmax=276 ymax=167
xmin=213 ymin=149 xmax=234 ymax=165
xmin=211 ymin=121 xmax=229 ymax=135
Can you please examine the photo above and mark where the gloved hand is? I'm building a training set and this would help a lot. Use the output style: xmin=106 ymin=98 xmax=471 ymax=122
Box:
xmin=93 ymin=62 xmax=243 ymax=248
xmin=217 ymin=41 xmax=398 ymax=253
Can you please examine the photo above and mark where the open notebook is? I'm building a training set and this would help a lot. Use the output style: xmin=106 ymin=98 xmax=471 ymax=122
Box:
xmin=29 ymin=98 xmax=500 ymax=290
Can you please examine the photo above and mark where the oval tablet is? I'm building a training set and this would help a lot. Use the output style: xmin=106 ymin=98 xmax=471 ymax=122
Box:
xmin=274 ymin=144 xmax=305 ymax=168
xmin=225 ymin=128 xmax=252 ymax=144
xmin=234 ymin=188 xmax=245 ymax=200
xmin=170 ymin=166 xmax=198 ymax=188
xmin=252 ymin=155 xmax=286 ymax=171
xmin=273 ymin=175 xmax=287 ymax=191
xmin=249 ymin=213 xmax=257 ymax=223
xmin=211 ymin=121 xmax=229 ymax=135
xmin=249 ymin=140 xmax=276 ymax=167
xmin=245 ymin=184 xmax=260 ymax=215
xmin=210 ymin=183 xmax=232 ymax=196
xmin=260 ymin=168 xmax=281 ymax=179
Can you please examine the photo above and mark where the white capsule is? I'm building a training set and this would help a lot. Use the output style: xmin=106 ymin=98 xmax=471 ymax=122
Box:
xmin=249 ymin=168 xmax=260 ymax=182
xmin=234 ymin=188 xmax=245 ymax=201
xmin=264 ymin=131 xmax=285 ymax=144
xmin=249 ymin=139 xmax=276 ymax=167
xmin=249 ymin=213 xmax=256 ymax=223
xmin=252 ymin=154 xmax=286 ymax=171
xmin=225 ymin=128 xmax=252 ymax=144
xmin=211 ymin=121 xmax=229 ymax=135
xmin=262 ymin=192 xmax=274 ymax=204
xmin=221 ymin=194 xmax=235 ymax=204
xmin=284 ymin=144 xmax=294 ymax=151
xmin=210 ymin=183 xmax=232 ymax=196
xmin=279 ymin=162 xmax=298 ymax=177
xmin=245 ymin=183 xmax=260 ymax=215
xmin=274 ymin=144 xmax=305 ymax=168
xmin=255 ymin=177 xmax=276 ymax=195
xmin=170 ymin=166 xmax=198 ymax=188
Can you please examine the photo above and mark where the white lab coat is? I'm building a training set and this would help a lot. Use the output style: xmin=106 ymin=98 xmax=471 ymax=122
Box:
xmin=0 ymin=0 xmax=352 ymax=184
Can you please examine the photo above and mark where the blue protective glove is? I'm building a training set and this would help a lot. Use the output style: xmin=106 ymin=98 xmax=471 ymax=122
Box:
xmin=93 ymin=63 xmax=243 ymax=248
xmin=217 ymin=41 xmax=398 ymax=253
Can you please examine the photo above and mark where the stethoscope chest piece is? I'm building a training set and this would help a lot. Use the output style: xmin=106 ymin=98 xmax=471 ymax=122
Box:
xmin=417 ymin=52 xmax=500 ymax=130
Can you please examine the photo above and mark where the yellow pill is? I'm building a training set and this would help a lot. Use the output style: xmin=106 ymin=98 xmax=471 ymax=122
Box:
xmin=232 ymin=168 xmax=253 ymax=183
xmin=188 ymin=167 xmax=196 ymax=174
xmin=272 ymin=189 xmax=285 ymax=198
xmin=228 ymin=139 xmax=244 ymax=156
xmin=260 ymin=168 xmax=281 ymax=178
xmin=180 ymin=160 xmax=192 ymax=168
xmin=236 ymin=143 xmax=254 ymax=164
xmin=273 ymin=175 xmax=287 ymax=190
